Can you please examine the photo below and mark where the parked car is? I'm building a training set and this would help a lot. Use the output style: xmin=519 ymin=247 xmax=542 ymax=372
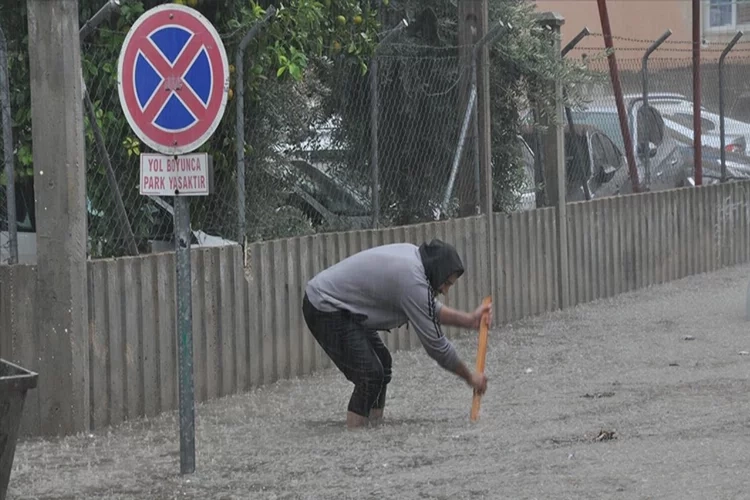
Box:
xmin=520 ymin=94 xmax=750 ymax=203
xmin=0 ymin=175 xmax=237 ymax=265
xmin=283 ymin=158 xmax=371 ymax=230
xmin=521 ymin=121 xmax=639 ymax=202
xmin=666 ymin=144 xmax=750 ymax=187
xmin=514 ymin=134 xmax=537 ymax=211
xmin=644 ymin=93 xmax=750 ymax=156
xmin=0 ymin=176 xmax=37 ymax=264
xmin=569 ymin=98 xmax=665 ymax=161
xmin=521 ymin=95 xmax=668 ymax=193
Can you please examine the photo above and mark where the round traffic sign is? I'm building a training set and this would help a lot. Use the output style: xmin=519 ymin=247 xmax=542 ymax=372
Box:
xmin=117 ymin=4 xmax=229 ymax=155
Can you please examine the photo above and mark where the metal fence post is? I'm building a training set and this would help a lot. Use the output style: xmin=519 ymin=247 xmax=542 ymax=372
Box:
xmin=596 ymin=0 xmax=640 ymax=192
xmin=719 ymin=31 xmax=743 ymax=183
xmin=441 ymin=80 xmax=477 ymax=216
xmin=79 ymin=0 xmax=121 ymax=40
xmin=561 ymin=27 xmax=590 ymax=200
xmin=370 ymin=19 xmax=407 ymax=229
xmin=475 ymin=21 xmax=506 ymax=305
xmin=235 ymin=6 xmax=276 ymax=245
xmin=370 ymin=55 xmax=380 ymax=227
xmin=471 ymin=22 xmax=505 ymax=218
xmin=641 ymin=30 xmax=672 ymax=190
xmin=0 ymin=25 xmax=17 ymax=264
xmin=79 ymin=0 xmax=141 ymax=257
xmin=692 ymin=0 xmax=703 ymax=186
xmin=441 ymin=21 xmax=504 ymax=218
xmin=537 ymin=11 xmax=569 ymax=311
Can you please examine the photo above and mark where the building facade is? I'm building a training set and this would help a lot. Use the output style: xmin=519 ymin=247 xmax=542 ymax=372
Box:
xmin=532 ymin=0 xmax=749 ymax=61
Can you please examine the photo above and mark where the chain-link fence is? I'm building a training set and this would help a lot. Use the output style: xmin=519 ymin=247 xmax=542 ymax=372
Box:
xmin=10 ymin=9 xmax=750 ymax=261
xmin=81 ymin=26 xmax=244 ymax=258
xmin=0 ymin=20 xmax=21 ymax=266
xmin=0 ymin=12 xmax=476 ymax=261
xmin=0 ymin=24 xmax=10 ymax=265
xmin=276 ymin=45 xmax=471 ymax=232
xmin=81 ymin=23 xmax=475 ymax=257
xmin=523 ymin=34 xmax=750 ymax=206
xmin=373 ymin=48 xmax=470 ymax=225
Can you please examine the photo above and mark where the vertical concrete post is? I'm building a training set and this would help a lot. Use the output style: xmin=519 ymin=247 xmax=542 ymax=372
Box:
xmin=475 ymin=3 xmax=492 ymax=221
xmin=459 ymin=0 xmax=495 ymax=299
xmin=538 ymin=12 xmax=569 ymax=310
xmin=26 ymin=0 xmax=89 ymax=435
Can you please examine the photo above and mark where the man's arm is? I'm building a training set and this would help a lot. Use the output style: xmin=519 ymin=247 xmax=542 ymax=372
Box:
xmin=438 ymin=305 xmax=490 ymax=394
xmin=400 ymin=284 xmax=461 ymax=372
xmin=439 ymin=302 xmax=493 ymax=330
xmin=438 ymin=304 xmax=473 ymax=329
xmin=399 ymin=284 xmax=489 ymax=393
xmin=405 ymin=298 xmax=482 ymax=388
xmin=452 ymin=358 xmax=475 ymax=384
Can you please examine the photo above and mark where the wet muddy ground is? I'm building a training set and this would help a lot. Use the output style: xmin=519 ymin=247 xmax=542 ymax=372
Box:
xmin=9 ymin=264 xmax=750 ymax=499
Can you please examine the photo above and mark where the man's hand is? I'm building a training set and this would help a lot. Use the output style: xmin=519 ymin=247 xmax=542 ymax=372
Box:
xmin=439 ymin=302 xmax=493 ymax=330
xmin=469 ymin=301 xmax=493 ymax=330
xmin=454 ymin=362 xmax=488 ymax=395
xmin=469 ymin=371 xmax=488 ymax=395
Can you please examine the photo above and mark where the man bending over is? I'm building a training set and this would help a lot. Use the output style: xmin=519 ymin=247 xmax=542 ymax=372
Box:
xmin=302 ymin=238 xmax=491 ymax=429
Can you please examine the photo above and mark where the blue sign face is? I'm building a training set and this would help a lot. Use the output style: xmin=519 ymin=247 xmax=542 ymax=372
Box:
xmin=135 ymin=26 xmax=213 ymax=132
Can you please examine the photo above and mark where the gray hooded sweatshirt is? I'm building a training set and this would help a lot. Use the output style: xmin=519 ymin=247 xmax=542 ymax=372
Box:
xmin=304 ymin=239 xmax=465 ymax=372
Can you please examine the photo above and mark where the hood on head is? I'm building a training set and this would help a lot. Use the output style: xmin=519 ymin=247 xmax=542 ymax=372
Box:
xmin=418 ymin=239 xmax=464 ymax=291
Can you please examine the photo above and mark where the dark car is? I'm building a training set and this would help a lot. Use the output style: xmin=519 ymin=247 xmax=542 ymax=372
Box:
xmin=521 ymin=122 xmax=634 ymax=202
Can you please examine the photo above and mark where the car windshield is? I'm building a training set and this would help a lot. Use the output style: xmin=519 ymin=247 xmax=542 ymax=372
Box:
xmin=569 ymin=111 xmax=626 ymax=151
xmin=658 ymin=111 xmax=716 ymax=132
xmin=648 ymin=100 xmax=718 ymax=133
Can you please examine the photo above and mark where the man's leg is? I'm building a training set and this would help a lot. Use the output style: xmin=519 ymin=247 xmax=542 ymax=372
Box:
xmin=302 ymin=295 xmax=384 ymax=429
xmin=346 ymin=360 xmax=384 ymax=429
xmin=368 ymin=389 xmax=386 ymax=424
xmin=365 ymin=330 xmax=392 ymax=425
xmin=346 ymin=411 xmax=368 ymax=428
xmin=344 ymin=328 xmax=386 ymax=428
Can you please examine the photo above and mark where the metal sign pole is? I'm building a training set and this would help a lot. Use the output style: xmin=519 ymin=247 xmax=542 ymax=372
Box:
xmin=174 ymin=188 xmax=195 ymax=474
xmin=118 ymin=4 xmax=228 ymax=475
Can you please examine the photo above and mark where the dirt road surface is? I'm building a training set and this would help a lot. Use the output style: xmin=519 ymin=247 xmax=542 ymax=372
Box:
xmin=8 ymin=264 xmax=750 ymax=499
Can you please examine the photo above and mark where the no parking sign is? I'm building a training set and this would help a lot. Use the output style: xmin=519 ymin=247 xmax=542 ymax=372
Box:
xmin=118 ymin=3 xmax=228 ymax=195
xmin=116 ymin=3 xmax=231 ymax=475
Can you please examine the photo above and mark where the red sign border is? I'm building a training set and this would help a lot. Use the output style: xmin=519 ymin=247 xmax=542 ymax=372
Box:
xmin=117 ymin=4 xmax=229 ymax=155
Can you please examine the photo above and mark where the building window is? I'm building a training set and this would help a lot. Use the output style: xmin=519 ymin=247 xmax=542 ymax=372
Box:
xmin=739 ymin=0 xmax=750 ymax=23
xmin=709 ymin=0 xmax=731 ymax=27
xmin=707 ymin=0 xmax=750 ymax=30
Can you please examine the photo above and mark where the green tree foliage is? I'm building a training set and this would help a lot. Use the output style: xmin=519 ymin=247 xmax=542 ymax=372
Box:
xmin=0 ymin=0 xmax=379 ymax=254
xmin=209 ymin=0 xmax=380 ymax=241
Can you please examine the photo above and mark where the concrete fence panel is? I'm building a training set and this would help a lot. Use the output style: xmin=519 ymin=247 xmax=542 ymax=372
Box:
xmin=560 ymin=183 xmax=750 ymax=311
xmin=494 ymin=207 xmax=559 ymax=324
xmin=2 ymin=184 xmax=750 ymax=436
xmin=0 ymin=265 xmax=40 ymax=436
